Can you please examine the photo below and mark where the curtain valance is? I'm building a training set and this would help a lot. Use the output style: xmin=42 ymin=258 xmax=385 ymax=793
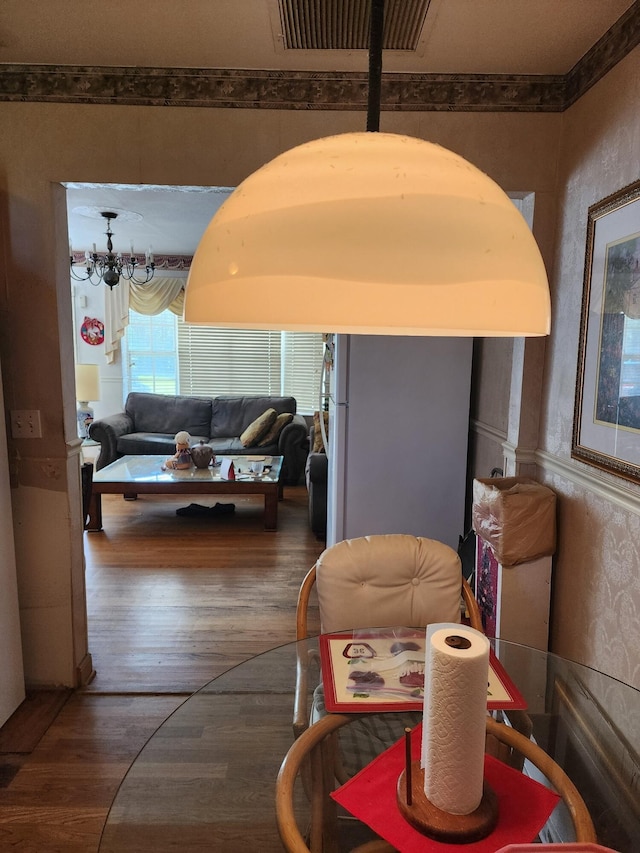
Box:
xmin=104 ymin=276 xmax=185 ymax=363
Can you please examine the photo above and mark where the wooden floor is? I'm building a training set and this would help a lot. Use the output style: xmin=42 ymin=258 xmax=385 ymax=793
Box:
xmin=0 ymin=486 xmax=325 ymax=852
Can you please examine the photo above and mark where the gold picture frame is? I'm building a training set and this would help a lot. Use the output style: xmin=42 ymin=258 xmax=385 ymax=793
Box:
xmin=572 ymin=178 xmax=640 ymax=483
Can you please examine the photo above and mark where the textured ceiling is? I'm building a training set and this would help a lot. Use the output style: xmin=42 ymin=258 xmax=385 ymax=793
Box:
xmin=0 ymin=0 xmax=634 ymax=74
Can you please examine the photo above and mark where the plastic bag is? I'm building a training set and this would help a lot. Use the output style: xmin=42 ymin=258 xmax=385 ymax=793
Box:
xmin=471 ymin=477 xmax=556 ymax=567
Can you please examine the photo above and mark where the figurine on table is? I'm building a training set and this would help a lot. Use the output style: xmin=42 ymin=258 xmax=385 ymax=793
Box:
xmin=163 ymin=430 xmax=192 ymax=470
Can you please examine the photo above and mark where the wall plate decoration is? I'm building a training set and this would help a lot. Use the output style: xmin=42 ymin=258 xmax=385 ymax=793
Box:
xmin=80 ymin=316 xmax=104 ymax=346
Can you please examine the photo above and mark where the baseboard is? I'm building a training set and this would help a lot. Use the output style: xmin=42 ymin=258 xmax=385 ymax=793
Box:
xmin=76 ymin=652 xmax=96 ymax=688
xmin=0 ymin=688 xmax=72 ymax=753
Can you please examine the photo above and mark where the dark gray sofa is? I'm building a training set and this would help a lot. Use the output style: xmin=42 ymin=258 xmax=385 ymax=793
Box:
xmin=305 ymin=423 xmax=328 ymax=539
xmin=305 ymin=451 xmax=327 ymax=539
xmin=88 ymin=392 xmax=309 ymax=486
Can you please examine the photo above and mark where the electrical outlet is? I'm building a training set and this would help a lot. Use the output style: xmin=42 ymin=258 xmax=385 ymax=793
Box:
xmin=10 ymin=409 xmax=42 ymax=438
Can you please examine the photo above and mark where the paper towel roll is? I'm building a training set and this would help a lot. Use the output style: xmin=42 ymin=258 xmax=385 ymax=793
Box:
xmin=420 ymin=623 xmax=490 ymax=815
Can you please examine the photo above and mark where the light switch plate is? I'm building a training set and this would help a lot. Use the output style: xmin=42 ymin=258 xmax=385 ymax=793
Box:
xmin=10 ymin=410 xmax=42 ymax=438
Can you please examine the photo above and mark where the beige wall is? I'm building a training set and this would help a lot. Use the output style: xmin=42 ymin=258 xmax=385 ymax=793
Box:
xmin=0 ymin=98 xmax=561 ymax=687
xmin=536 ymin=47 xmax=640 ymax=688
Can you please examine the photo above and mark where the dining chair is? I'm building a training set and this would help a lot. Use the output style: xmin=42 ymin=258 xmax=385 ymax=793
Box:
xmin=294 ymin=534 xmax=483 ymax=744
xmin=292 ymin=533 xmax=532 ymax=811
xmin=275 ymin=713 xmax=597 ymax=853
xmin=296 ymin=533 xmax=482 ymax=642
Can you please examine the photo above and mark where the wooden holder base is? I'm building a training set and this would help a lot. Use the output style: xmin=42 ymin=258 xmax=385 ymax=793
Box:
xmin=397 ymin=761 xmax=499 ymax=843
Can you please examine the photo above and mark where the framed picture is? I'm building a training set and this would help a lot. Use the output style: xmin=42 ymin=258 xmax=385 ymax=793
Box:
xmin=319 ymin=630 xmax=527 ymax=713
xmin=572 ymin=179 xmax=640 ymax=483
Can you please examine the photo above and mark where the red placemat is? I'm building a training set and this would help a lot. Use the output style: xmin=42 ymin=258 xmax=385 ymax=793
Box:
xmin=331 ymin=724 xmax=561 ymax=853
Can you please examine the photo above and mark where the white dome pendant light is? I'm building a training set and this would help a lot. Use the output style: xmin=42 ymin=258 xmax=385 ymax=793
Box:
xmin=184 ymin=1 xmax=550 ymax=337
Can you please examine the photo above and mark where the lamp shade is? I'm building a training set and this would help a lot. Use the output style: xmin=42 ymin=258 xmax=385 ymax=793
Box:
xmin=75 ymin=363 xmax=100 ymax=402
xmin=184 ymin=132 xmax=550 ymax=336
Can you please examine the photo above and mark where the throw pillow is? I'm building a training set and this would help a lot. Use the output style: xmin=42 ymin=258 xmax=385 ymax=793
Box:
xmin=258 ymin=412 xmax=294 ymax=447
xmin=313 ymin=410 xmax=329 ymax=453
xmin=240 ymin=408 xmax=277 ymax=447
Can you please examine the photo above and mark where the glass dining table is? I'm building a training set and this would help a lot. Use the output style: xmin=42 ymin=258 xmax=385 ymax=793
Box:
xmin=98 ymin=636 xmax=640 ymax=853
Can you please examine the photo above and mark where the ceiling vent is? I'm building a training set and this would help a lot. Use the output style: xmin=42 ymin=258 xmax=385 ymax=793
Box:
xmin=277 ymin=0 xmax=430 ymax=51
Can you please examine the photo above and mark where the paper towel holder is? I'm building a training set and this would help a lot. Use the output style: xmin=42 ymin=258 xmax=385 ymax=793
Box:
xmin=397 ymin=627 xmax=498 ymax=841
xmin=397 ymin=761 xmax=498 ymax=843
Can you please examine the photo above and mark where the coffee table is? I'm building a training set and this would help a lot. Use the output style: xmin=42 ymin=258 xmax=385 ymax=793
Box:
xmin=87 ymin=454 xmax=283 ymax=532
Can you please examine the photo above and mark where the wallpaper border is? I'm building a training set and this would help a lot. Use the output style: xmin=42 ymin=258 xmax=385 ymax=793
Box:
xmin=0 ymin=66 xmax=565 ymax=112
xmin=1 ymin=5 xmax=639 ymax=113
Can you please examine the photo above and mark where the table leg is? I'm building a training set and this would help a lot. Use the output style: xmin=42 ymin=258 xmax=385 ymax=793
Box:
xmin=86 ymin=492 xmax=103 ymax=532
xmin=264 ymin=489 xmax=278 ymax=530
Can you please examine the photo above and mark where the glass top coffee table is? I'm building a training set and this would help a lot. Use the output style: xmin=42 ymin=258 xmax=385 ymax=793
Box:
xmin=98 ymin=636 xmax=640 ymax=852
xmin=87 ymin=454 xmax=283 ymax=532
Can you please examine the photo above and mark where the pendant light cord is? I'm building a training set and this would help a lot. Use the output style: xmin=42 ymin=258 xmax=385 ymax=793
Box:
xmin=366 ymin=0 xmax=384 ymax=131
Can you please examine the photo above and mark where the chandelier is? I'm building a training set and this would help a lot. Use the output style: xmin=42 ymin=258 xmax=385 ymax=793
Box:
xmin=69 ymin=211 xmax=155 ymax=289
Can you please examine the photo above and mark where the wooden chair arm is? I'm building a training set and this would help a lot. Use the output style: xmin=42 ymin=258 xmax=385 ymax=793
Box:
xmin=485 ymin=716 xmax=597 ymax=843
xmin=294 ymin=566 xmax=319 ymax=739
xmin=462 ymin=576 xmax=483 ymax=632
xmin=277 ymin=714 xmax=597 ymax=851
xmin=277 ymin=713 xmax=353 ymax=852
xmin=296 ymin=566 xmax=316 ymax=641
xmin=293 ymin=646 xmax=317 ymax=738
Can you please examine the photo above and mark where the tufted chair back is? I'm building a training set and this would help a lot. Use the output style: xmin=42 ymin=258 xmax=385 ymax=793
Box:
xmin=314 ymin=534 xmax=464 ymax=634
xmin=293 ymin=533 xmax=484 ymax=749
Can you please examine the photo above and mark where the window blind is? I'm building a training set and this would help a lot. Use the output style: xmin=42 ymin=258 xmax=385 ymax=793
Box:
xmin=177 ymin=321 xmax=282 ymax=397
xmin=282 ymin=331 xmax=324 ymax=413
xmin=125 ymin=310 xmax=324 ymax=413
